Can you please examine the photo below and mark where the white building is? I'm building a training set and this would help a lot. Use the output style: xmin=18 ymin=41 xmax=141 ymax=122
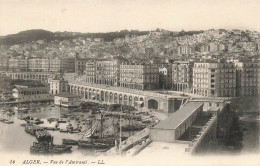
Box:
xmin=48 ymin=78 xmax=68 ymax=95
xmin=54 ymin=93 xmax=80 ymax=108
xmin=12 ymin=85 xmax=51 ymax=102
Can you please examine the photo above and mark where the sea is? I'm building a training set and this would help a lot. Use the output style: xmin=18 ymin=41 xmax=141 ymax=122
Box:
xmin=0 ymin=104 xmax=137 ymax=157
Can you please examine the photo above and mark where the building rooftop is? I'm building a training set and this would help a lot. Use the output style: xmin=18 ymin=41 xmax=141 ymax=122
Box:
xmin=55 ymin=92 xmax=79 ymax=98
xmin=152 ymin=102 xmax=203 ymax=130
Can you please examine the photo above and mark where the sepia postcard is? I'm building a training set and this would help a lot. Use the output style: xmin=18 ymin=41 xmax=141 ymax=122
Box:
xmin=0 ymin=0 xmax=259 ymax=166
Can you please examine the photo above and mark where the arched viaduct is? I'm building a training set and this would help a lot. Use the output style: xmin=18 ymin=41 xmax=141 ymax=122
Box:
xmin=68 ymin=83 xmax=185 ymax=113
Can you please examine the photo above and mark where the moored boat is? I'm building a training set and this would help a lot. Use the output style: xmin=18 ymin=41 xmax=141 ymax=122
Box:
xmin=62 ymin=139 xmax=79 ymax=145
xmin=30 ymin=142 xmax=72 ymax=154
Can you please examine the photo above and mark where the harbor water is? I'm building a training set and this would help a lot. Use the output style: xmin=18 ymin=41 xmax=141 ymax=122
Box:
xmin=0 ymin=103 xmax=141 ymax=157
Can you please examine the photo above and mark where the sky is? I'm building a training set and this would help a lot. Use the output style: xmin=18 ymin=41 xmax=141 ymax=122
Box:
xmin=0 ymin=0 xmax=260 ymax=35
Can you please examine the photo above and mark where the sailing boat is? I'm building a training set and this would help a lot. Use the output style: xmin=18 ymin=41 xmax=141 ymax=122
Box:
xmin=78 ymin=115 xmax=110 ymax=149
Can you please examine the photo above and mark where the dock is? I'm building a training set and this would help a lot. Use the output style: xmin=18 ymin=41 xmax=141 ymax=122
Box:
xmin=107 ymin=128 xmax=150 ymax=155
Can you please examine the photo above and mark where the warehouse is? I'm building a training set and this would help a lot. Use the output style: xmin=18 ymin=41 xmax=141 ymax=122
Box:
xmin=150 ymin=102 xmax=203 ymax=143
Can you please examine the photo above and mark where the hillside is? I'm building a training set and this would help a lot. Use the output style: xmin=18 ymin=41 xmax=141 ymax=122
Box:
xmin=0 ymin=29 xmax=54 ymax=45
xmin=0 ymin=29 xmax=150 ymax=45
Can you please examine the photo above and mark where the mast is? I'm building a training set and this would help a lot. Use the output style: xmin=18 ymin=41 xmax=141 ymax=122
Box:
xmin=100 ymin=112 xmax=103 ymax=139
xmin=90 ymin=116 xmax=93 ymax=142
xmin=119 ymin=105 xmax=122 ymax=154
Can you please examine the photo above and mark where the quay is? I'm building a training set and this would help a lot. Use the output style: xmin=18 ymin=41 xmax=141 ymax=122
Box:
xmin=107 ymin=98 xmax=232 ymax=156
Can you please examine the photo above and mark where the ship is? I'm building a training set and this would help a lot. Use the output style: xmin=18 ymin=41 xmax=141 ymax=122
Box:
xmin=78 ymin=114 xmax=114 ymax=149
xmin=115 ymin=124 xmax=146 ymax=131
xmin=25 ymin=125 xmax=44 ymax=136
xmin=30 ymin=142 xmax=72 ymax=154
xmin=78 ymin=106 xmax=128 ymax=150
xmin=62 ymin=139 xmax=79 ymax=145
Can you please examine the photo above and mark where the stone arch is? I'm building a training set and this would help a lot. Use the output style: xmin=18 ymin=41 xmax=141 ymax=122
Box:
xmin=134 ymin=96 xmax=138 ymax=107
xmin=80 ymin=87 xmax=84 ymax=98
xmin=114 ymin=93 xmax=118 ymax=104
xmin=139 ymin=97 xmax=144 ymax=108
xmin=109 ymin=92 xmax=113 ymax=103
xmin=101 ymin=91 xmax=104 ymax=102
xmin=123 ymin=95 xmax=128 ymax=105
xmin=148 ymin=99 xmax=159 ymax=109
xmin=119 ymin=94 xmax=123 ymax=104
xmin=96 ymin=90 xmax=100 ymax=101
xmin=105 ymin=91 xmax=109 ymax=102
xmin=85 ymin=88 xmax=88 ymax=99
xmin=129 ymin=96 xmax=133 ymax=106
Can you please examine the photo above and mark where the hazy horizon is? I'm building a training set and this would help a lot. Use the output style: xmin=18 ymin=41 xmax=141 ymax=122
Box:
xmin=0 ymin=0 xmax=260 ymax=36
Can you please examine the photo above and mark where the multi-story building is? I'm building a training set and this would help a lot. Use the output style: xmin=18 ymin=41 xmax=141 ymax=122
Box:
xmin=84 ymin=58 xmax=127 ymax=86
xmin=0 ymin=57 xmax=9 ymax=71
xmin=95 ymin=59 xmax=123 ymax=86
xmin=12 ymin=84 xmax=51 ymax=102
xmin=75 ymin=54 xmax=88 ymax=74
xmin=193 ymin=61 xmax=236 ymax=97
xmin=54 ymin=93 xmax=80 ymax=108
xmin=172 ymin=61 xmax=193 ymax=93
xmin=159 ymin=65 xmax=172 ymax=89
xmin=85 ymin=60 xmax=96 ymax=83
xmin=8 ymin=58 xmax=28 ymax=72
xmin=234 ymin=60 xmax=259 ymax=96
xmin=2 ymin=72 xmax=53 ymax=83
xmin=29 ymin=58 xmax=50 ymax=72
xmin=48 ymin=77 xmax=69 ymax=95
xmin=120 ymin=64 xmax=159 ymax=90
xmin=177 ymin=45 xmax=194 ymax=55
xmin=49 ymin=57 xmax=75 ymax=73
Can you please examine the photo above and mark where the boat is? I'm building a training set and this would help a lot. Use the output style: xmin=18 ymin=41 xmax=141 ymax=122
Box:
xmin=34 ymin=119 xmax=44 ymax=125
xmin=17 ymin=107 xmax=29 ymax=113
xmin=3 ymin=120 xmax=14 ymax=124
xmin=30 ymin=142 xmax=72 ymax=154
xmin=59 ymin=129 xmax=68 ymax=133
xmin=35 ymin=130 xmax=52 ymax=142
xmin=0 ymin=118 xmax=6 ymax=122
xmin=115 ymin=124 xmax=146 ymax=131
xmin=47 ymin=118 xmax=59 ymax=123
xmin=58 ymin=120 xmax=67 ymax=123
xmin=25 ymin=125 xmax=44 ymax=136
xmin=78 ymin=140 xmax=109 ymax=149
xmin=20 ymin=123 xmax=27 ymax=127
xmin=78 ymin=113 xmax=119 ymax=149
xmin=45 ymin=127 xmax=60 ymax=131
xmin=62 ymin=139 xmax=79 ymax=145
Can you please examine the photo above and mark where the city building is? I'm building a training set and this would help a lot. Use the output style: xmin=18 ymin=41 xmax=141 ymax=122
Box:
xmin=54 ymin=93 xmax=80 ymax=108
xmin=150 ymin=102 xmax=203 ymax=142
xmin=95 ymin=59 xmax=123 ymax=86
xmin=159 ymin=65 xmax=172 ymax=89
xmin=177 ymin=45 xmax=194 ymax=55
xmin=28 ymin=58 xmax=50 ymax=72
xmin=75 ymin=55 xmax=88 ymax=74
xmin=234 ymin=60 xmax=259 ymax=96
xmin=48 ymin=77 xmax=69 ymax=95
xmin=8 ymin=58 xmax=28 ymax=72
xmin=84 ymin=58 xmax=126 ymax=86
xmin=12 ymin=84 xmax=51 ymax=102
xmin=172 ymin=61 xmax=193 ymax=93
xmin=120 ymin=64 xmax=159 ymax=90
xmin=0 ymin=57 xmax=9 ymax=71
xmin=85 ymin=60 xmax=96 ymax=83
xmin=193 ymin=61 xmax=236 ymax=97
xmin=1 ymin=72 xmax=53 ymax=83
xmin=49 ymin=57 xmax=75 ymax=73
